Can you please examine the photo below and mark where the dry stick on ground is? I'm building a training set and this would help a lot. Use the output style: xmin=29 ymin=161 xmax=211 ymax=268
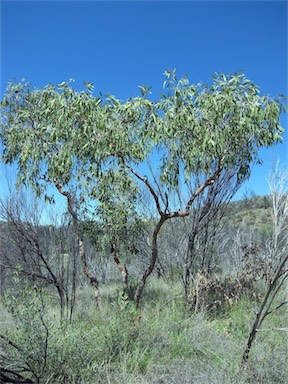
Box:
xmin=53 ymin=180 xmax=101 ymax=306
xmin=0 ymin=335 xmax=37 ymax=383
xmin=0 ymin=368 xmax=35 ymax=384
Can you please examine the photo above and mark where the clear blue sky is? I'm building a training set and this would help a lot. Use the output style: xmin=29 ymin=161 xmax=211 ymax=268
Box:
xmin=1 ymin=0 xmax=287 ymax=200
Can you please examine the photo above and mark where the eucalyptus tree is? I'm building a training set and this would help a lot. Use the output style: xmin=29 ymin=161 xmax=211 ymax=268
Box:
xmin=102 ymin=70 xmax=284 ymax=307
xmin=0 ymin=80 xmax=107 ymax=304
xmin=0 ymin=80 xmax=142 ymax=304
xmin=0 ymin=71 xmax=285 ymax=309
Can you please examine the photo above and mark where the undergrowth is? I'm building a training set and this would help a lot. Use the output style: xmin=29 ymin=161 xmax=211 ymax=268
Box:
xmin=1 ymin=279 xmax=288 ymax=383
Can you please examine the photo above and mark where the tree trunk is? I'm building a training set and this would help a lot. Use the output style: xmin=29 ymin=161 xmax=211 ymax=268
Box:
xmin=183 ymin=230 xmax=197 ymax=300
xmin=110 ymin=242 xmax=129 ymax=293
xmin=241 ymin=252 xmax=288 ymax=364
xmin=78 ymin=237 xmax=100 ymax=306
xmin=134 ymin=216 xmax=167 ymax=308
xmin=241 ymin=310 xmax=262 ymax=363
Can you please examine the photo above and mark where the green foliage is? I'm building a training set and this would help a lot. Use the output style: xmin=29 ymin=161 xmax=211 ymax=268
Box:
xmin=1 ymin=71 xmax=285 ymax=199
xmin=155 ymin=71 xmax=284 ymax=186
xmin=0 ymin=80 xmax=103 ymax=195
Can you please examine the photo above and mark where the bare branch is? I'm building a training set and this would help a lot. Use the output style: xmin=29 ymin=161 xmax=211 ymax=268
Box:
xmin=117 ymin=153 xmax=164 ymax=217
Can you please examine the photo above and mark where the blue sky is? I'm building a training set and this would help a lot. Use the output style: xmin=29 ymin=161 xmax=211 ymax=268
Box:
xmin=1 ymin=0 xmax=287 ymax=201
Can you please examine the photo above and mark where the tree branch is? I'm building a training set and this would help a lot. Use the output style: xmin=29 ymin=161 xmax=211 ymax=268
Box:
xmin=168 ymin=158 xmax=224 ymax=219
xmin=117 ymin=153 xmax=164 ymax=217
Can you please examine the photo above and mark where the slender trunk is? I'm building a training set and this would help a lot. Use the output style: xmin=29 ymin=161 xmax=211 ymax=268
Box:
xmin=110 ymin=242 xmax=129 ymax=293
xmin=118 ymin=155 xmax=223 ymax=310
xmin=78 ymin=236 xmax=100 ymax=306
xmin=55 ymin=284 xmax=65 ymax=320
xmin=183 ymin=230 xmax=197 ymax=300
xmin=69 ymin=249 xmax=77 ymax=323
xmin=241 ymin=252 xmax=288 ymax=363
xmin=134 ymin=216 xmax=167 ymax=308
xmin=241 ymin=307 xmax=264 ymax=363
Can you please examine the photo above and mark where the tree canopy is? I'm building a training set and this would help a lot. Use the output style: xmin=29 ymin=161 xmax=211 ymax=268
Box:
xmin=1 ymin=71 xmax=284 ymax=201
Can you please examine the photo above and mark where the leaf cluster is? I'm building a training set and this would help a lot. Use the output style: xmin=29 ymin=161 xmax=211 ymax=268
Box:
xmin=0 ymin=71 xmax=285 ymax=219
